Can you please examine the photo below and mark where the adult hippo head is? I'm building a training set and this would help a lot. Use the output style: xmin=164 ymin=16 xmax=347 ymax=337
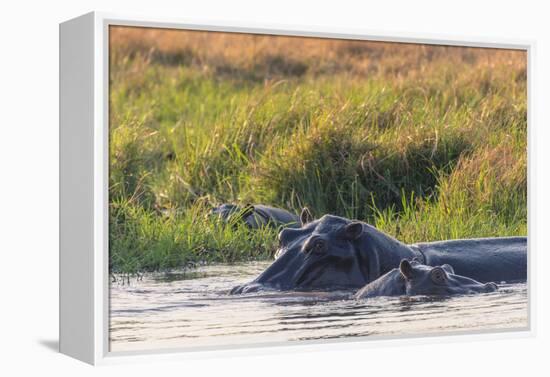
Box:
xmin=354 ymin=259 xmax=499 ymax=299
xmin=230 ymin=210 xmax=526 ymax=294
xmin=230 ymin=211 xmax=421 ymax=294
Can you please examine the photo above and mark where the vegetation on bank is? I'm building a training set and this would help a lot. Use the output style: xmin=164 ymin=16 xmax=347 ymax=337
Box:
xmin=109 ymin=27 xmax=527 ymax=274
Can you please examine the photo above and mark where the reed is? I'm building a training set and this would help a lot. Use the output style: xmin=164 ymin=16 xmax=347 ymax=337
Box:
xmin=109 ymin=27 xmax=527 ymax=273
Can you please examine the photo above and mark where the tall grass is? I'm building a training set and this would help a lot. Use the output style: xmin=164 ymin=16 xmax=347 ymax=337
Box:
xmin=109 ymin=27 xmax=527 ymax=273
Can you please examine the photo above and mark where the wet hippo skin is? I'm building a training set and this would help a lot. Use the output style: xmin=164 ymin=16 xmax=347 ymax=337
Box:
xmin=212 ymin=204 xmax=300 ymax=229
xmin=412 ymin=237 xmax=527 ymax=284
xmin=354 ymin=259 xmax=499 ymax=299
xmin=231 ymin=212 xmax=526 ymax=294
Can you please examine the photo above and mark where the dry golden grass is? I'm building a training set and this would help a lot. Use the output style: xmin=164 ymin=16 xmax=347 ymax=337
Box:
xmin=110 ymin=26 xmax=525 ymax=81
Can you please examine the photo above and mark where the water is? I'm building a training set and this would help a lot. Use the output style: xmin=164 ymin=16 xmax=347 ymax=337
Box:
xmin=109 ymin=261 xmax=528 ymax=353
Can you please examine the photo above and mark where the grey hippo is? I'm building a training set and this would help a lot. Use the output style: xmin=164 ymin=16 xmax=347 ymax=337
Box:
xmin=211 ymin=204 xmax=300 ymax=229
xmin=354 ymin=259 xmax=498 ymax=299
xmin=230 ymin=211 xmax=526 ymax=294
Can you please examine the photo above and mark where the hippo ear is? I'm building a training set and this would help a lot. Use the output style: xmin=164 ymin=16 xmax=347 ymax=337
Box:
xmin=441 ymin=264 xmax=455 ymax=274
xmin=344 ymin=222 xmax=363 ymax=240
xmin=399 ymin=259 xmax=414 ymax=280
xmin=300 ymin=207 xmax=314 ymax=226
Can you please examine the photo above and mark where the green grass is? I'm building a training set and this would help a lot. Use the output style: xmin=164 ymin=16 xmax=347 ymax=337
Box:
xmin=109 ymin=30 xmax=527 ymax=274
xmin=109 ymin=198 xmax=279 ymax=274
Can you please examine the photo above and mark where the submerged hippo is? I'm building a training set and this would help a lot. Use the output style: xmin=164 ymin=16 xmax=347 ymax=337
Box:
xmin=211 ymin=204 xmax=300 ymax=229
xmin=354 ymin=259 xmax=498 ymax=299
xmin=230 ymin=212 xmax=526 ymax=294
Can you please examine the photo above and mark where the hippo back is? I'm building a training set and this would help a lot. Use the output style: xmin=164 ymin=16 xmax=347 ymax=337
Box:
xmin=414 ymin=237 xmax=527 ymax=283
xmin=354 ymin=269 xmax=405 ymax=299
xmin=249 ymin=205 xmax=300 ymax=228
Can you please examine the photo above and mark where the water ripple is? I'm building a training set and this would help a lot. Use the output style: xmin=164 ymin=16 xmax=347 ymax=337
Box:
xmin=109 ymin=262 xmax=528 ymax=352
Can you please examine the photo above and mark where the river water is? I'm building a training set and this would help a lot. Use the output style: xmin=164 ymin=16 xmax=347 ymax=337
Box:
xmin=109 ymin=261 xmax=528 ymax=353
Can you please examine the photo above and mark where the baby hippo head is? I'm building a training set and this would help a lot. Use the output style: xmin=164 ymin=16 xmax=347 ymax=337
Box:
xmin=399 ymin=259 xmax=498 ymax=296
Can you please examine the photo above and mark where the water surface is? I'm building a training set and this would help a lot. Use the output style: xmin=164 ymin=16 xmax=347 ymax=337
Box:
xmin=109 ymin=262 xmax=528 ymax=352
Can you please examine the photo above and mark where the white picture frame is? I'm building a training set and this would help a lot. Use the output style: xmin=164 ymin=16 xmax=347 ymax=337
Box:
xmin=59 ymin=11 xmax=535 ymax=365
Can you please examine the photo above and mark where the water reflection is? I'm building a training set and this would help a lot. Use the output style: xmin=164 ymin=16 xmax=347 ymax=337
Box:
xmin=109 ymin=261 xmax=528 ymax=352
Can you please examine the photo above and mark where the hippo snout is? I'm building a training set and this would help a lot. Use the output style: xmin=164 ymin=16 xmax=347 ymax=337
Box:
xmin=484 ymin=282 xmax=498 ymax=293
xmin=230 ymin=284 xmax=250 ymax=295
xmin=229 ymin=282 xmax=266 ymax=295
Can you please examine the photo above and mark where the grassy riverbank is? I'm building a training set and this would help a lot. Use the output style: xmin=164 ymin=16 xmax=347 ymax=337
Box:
xmin=109 ymin=27 xmax=527 ymax=274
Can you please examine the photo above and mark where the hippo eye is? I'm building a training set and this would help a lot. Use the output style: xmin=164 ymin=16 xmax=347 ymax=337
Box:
xmin=430 ymin=267 xmax=447 ymax=284
xmin=304 ymin=238 xmax=326 ymax=255
xmin=313 ymin=239 xmax=326 ymax=253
